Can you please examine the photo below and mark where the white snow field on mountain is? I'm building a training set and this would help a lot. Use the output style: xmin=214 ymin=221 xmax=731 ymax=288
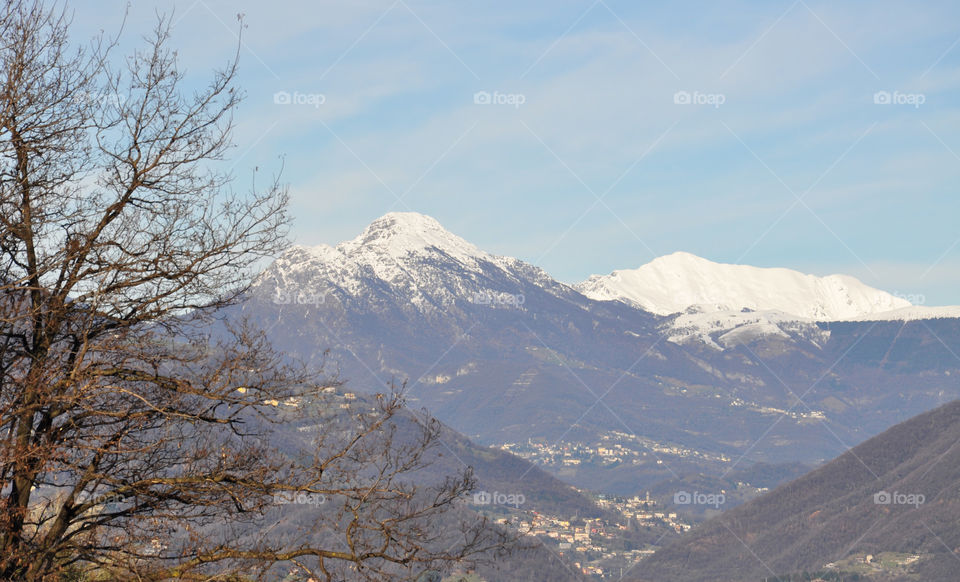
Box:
xmin=576 ymin=251 xmax=911 ymax=320
xmin=575 ymin=251 xmax=960 ymax=347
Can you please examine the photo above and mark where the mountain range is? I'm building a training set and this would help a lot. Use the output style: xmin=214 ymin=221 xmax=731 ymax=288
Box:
xmin=240 ymin=212 xmax=960 ymax=501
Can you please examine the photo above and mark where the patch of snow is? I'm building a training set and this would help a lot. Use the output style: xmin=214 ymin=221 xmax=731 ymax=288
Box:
xmin=718 ymin=321 xmax=790 ymax=348
xmin=665 ymin=308 xmax=827 ymax=348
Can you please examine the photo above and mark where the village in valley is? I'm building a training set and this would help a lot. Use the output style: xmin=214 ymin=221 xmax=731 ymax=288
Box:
xmin=496 ymin=430 xmax=731 ymax=469
xmin=478 ymin=431 xmax=782 ymax=578
xmin=474 ymin=489 xmax=692 ymax=579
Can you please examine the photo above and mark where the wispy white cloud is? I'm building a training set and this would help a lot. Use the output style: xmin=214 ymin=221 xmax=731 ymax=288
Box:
xmin=68 ymin=0 xmax=960 ymax=304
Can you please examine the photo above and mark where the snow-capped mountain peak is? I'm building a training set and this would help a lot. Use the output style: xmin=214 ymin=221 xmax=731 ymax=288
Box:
xmin=256 ymin=212 xmax=560 ymax=314
xmin=576 ymin=252 xmax=912 ymax=321
xmin=336 ymin=212 xmax=489 ymax=263
xmin=271 ymin=212 xmax=504 ymax=298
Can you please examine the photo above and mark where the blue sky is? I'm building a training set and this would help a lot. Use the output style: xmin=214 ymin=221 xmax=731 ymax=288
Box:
xmin=72 ymin=0 xmax=960 ymax=305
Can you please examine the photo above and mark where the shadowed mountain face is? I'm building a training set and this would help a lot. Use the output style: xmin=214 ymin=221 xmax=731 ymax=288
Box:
xmin=631 ymin=399 xmax=960 ymax=582
xmin=238 ymin=213 xmax=960 ymax=498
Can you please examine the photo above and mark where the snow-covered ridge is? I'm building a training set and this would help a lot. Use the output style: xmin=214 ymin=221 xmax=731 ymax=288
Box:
xmin=274 ymin=212 xmax=513 ymax=287
xmin=257 ymin=212 xmax=553 ymax=311
xmin=576 ymin=252 xmax=912 ymax=321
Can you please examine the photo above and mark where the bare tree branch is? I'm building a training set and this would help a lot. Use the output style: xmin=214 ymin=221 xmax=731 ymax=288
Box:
xmin=0 ymin=2 xmax=515 ymax=580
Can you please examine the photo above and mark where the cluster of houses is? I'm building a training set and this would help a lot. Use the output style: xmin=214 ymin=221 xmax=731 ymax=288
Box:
xmin=480 ymin=491 xmax=694 ymax=579
xmin=499 ymin=429 xmax=730 ymax=469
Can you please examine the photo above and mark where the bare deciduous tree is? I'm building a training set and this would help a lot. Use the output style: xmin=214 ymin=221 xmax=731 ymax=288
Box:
xmin=0 ymin=1 xmax=512 ymax=579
